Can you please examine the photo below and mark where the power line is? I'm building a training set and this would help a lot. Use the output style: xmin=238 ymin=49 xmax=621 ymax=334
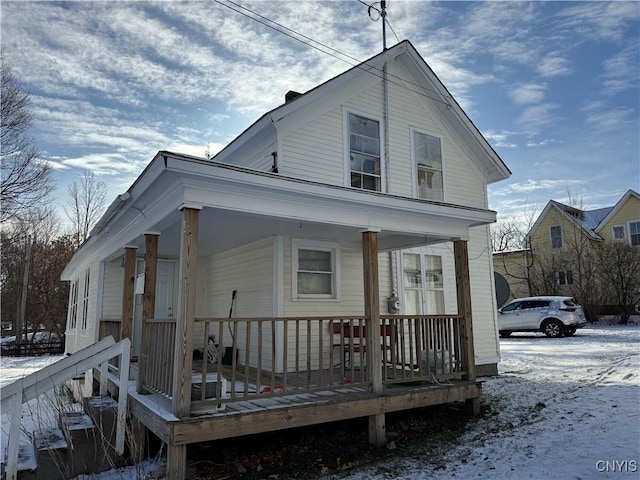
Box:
xmin=213 ymin=0 xmax=453 ymax=109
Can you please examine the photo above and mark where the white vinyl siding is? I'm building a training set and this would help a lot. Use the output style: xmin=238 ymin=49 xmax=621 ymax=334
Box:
xmin=205 ymin=237 xmax=276 ymax=369
xmin=279 ymin=60 xmax=487 ymax=208
xmin=281 ymin=109 xmax=344 ymax=185
xmin=467 ymin=225 xmax=500 ymax=366
xmin=101 ymin=261 xmax=124 ymax=319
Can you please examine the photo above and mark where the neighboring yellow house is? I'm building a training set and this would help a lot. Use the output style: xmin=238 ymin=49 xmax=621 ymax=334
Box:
xmin=493 ymin=189 xmax=639 ymax=308
xmin=595 ymin=190 xmax=640 ymax=244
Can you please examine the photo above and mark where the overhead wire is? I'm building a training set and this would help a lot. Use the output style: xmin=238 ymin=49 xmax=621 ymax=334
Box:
xmin=213 ymin=0 xmax=453 ymax=109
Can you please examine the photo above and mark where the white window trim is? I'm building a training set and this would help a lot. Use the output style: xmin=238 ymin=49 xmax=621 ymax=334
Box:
xmin=67 ymin=279 xmax=79 ymax=331
xmin=343 ymin=107 xmax=386 ymax=193
xmin=81 ymin=269 xmax=90 ymax=330
xmin=611 ymin=224 xmax=626 ymax=241
xmin=629 ymin=220 xmax=640 ymax=246
xmin=411 ymin=127 xmax=445 ymax=201
xmin=549 ymin=225 xmax=563 ymax=249
xmin=292 ymin=239 xmax=341 ymax=301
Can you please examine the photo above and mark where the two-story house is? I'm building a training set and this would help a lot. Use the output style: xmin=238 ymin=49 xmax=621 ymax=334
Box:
xmin=494 ymin=189 xmax=639 ymax=310
xmin=60 ymin=40 xmax=511 ymax=478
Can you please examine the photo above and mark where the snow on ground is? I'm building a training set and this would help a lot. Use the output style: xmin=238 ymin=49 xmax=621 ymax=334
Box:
xmin=2 ymin=324 xmax=639 ymax=479
xmin=336 ymin=324 xmax=640 ymax=480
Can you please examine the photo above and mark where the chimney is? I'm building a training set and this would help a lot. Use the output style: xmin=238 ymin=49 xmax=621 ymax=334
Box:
xmin=285 ymin=90 xmax=302 ymax=103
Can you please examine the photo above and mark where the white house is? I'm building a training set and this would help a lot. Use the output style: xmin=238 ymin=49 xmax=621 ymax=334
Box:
xmin=61 ymin=40 xmax=510 ymax=478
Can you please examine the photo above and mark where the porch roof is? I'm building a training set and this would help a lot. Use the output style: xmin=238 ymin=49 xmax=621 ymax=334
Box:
xmin=62 ymin=150 xmax=497 ymax=279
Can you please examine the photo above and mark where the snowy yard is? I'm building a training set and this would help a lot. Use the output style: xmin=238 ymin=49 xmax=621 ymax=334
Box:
xmin=338 ymin=324 xmax=640 ymax=479
xmin=1 ymin=324 xmax=639 ymax=479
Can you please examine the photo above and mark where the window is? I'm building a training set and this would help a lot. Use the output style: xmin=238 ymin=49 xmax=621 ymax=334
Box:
xmin=557 ymin=270 xmax=574 ymax=286
xmin=67 ymin=279 xmax=79 ymax=330
xmin=612 ymin=225 xmax=626 ymax=241
xmin=348 ymin=113 xmax=381 ymax=191
xmin=630 ymin=221 xmax=640 ymax=246
xmin=402 ymin=253 xmax=445 ymax=315
xmin=81 ymin=269 xmax=90 ymax=330
xmin=550 ymin=225 xmax=563 ymax=248
xmin=414 ymin=131 xmax=443 ymax=201
xmin=293 ymin=240 xmax=340 ymax=299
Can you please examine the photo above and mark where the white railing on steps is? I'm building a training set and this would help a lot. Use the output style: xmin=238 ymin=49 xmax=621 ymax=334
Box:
xmin=0 ymin=336 xmax=131 ymax=480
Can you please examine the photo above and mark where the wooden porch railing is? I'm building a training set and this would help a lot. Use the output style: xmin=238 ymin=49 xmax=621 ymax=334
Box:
xmin=138 ymin=315 xmax=467 ymax=414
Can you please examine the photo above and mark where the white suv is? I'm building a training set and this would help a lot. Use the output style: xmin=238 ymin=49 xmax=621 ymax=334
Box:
xmin=498 ymin=296 xmax=587 ymax=338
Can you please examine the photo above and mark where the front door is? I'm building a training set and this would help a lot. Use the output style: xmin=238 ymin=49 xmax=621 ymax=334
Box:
xmin=401 ymin=252 xmax=445 ymax=315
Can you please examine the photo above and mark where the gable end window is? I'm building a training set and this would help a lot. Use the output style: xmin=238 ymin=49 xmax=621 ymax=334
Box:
xmin=550 ymin=225 xmax=563 ymax=249
xmin=612 ymin=225 xmax=626 ymax=241
xmin=414 ymin=131 xmax=443 ymax=201
xmin=292 ymin=240 xmax=340 ymax=299
xmin=348 ymin=113 xmax=381 ymax=191
xmin=629 ymin=221 xmax=640 ymax=246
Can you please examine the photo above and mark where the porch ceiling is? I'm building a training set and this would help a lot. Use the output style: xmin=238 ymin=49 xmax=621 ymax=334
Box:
xmin=126 ymin=207 xmax=448 ymax=258
xmin=64 ymin=152 xmax=496 ymax=277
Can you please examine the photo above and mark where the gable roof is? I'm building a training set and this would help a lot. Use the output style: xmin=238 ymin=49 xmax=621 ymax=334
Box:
xmin=529 ymin=190 xmax=640 ymax=241
xmin=594 ymin=189 xmax=640 ymax=233
xmin=211 ymin=39 xmax=511 ymax=184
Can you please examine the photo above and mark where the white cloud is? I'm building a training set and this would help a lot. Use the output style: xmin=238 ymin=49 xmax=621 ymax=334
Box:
xmin=601 ymin=42 xmax=640 ymax=95
xmin=509 ymin=83 xmax=546 ymax=106
xmin=483 ymin=130 xmax=518 ymax=149
xmin=517 ymin=103 xmax=557 ymax=132
xmin=556 ymin=2 xmax=640 ymax=42
xmin=536 ymin=53 xmax=572 ymax=77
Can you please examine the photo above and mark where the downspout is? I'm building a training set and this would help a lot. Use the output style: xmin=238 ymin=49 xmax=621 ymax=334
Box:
xmin=383 ymin=62 xmax=390 ymax=193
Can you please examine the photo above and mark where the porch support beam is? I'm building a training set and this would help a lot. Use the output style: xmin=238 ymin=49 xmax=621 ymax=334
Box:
xmin=361 ymin=229 xmax=385 ymax=447
xmin=137 ymin=233 xmax=158 ymax=394
xmin=453 ymin=239 xmax=479 ymax=416
xmin=172 ymin=207 xmax=199 ymax=419
xmin=121 ymin=246 xmax=137 ymax=344
xmin=168 ymin=207 xmax=199 ymax=480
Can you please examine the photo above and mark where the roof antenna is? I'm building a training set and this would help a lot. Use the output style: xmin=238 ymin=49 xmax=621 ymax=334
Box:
xmin=367 ymin=0 xmax=388 ymax=51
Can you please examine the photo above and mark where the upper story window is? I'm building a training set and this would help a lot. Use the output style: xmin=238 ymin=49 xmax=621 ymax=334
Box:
xmin=612 ymin=225 xmax=626 ymax=241
xmin=630 ymin=221 xmax=640 ymax=246
xmin=414 ymin=131 xmax=443 ymax=201
xmin=292 ymin=239 xmax=341 ymax=299
xmin=348 ymin=113 xmax=381 ymax=191
xmin=550 ymin=225 xmax=563 ymax=248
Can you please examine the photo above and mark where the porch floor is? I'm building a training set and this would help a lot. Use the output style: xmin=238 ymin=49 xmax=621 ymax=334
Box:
xmin=107 ymin=362 xmax=482 ymax=447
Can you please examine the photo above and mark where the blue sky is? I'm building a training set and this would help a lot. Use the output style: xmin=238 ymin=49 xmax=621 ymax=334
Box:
xmin=2 ymin=1 xmax=638 ymax=223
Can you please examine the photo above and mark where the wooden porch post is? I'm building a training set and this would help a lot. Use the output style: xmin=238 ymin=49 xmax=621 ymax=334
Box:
xmin=137 ymin=232 xmax=158 ymax=394
xmin=362 ymin=229 xmax=385 ymax=447
xmin=453 ymin=239 xmax=479 ymax=416
xmin=121 ymin=246 xmax=137 ymax=344
xmin=168 ymin=207 xmax=199 ymax=480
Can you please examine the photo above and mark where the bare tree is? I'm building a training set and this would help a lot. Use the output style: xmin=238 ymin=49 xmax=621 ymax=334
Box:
xmin=65 ymin=169 xmax=107 ymax=247
xmin=596 ymin=241 xmax=640 ymax=324
xmin=1 ymin=55 xmax=54 ymax=223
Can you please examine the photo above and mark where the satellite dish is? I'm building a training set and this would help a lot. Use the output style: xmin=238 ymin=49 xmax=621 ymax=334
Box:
xmin=494 ymin=272 xmax=510 ymax=308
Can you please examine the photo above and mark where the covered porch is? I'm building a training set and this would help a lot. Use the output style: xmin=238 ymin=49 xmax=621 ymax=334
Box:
xmin=84 ymin=153 xmax=493 ymax=478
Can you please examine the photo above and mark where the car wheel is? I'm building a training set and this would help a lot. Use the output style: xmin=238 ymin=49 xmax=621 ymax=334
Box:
xmin=564 ymin=328 xmax=576 ymax=337
xmin=543 ymin=320 xmax=563 ymax=338
xmin=499 ymin=331 xmax=512 ymax=338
